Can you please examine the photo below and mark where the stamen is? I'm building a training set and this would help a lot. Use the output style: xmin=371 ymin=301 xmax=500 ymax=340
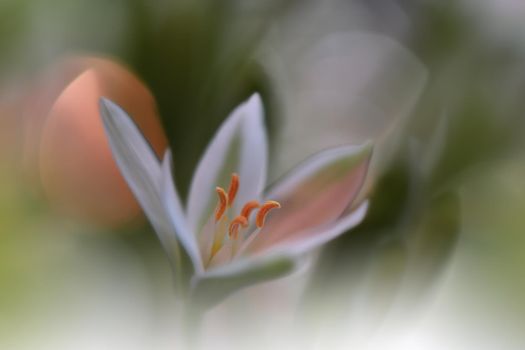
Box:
xmin=229 ymin=215 xmax=248 ymax=239
xmin=240 ymin=200 xmax=260 ymax=219
xmin=215 ymin=187 xmax=228 ymax=222
xmin=210 ymin=216 xmax=228 ymax=258
xmin=227 ymin=173 xmax=240 ymax=207
xmin=256 ymin=201 xmax=281 ymax=228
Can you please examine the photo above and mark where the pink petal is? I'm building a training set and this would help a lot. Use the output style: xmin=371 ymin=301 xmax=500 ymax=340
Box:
xmin=244 ymin=143 xmax=372 ymax=254
xmin=252 ymin=201 xmax=369 ymax=256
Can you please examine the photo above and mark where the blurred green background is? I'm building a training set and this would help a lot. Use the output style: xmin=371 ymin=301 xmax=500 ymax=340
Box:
xmin=1 ymin=0 xmax=524 ymax=348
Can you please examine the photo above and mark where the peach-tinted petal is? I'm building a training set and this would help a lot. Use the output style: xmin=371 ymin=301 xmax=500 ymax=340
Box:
xmin=245 ymin=143 xmax=372 ymax=254
xmin=38 ymin=57 xmax=166 ymax=227
xmin=250 ymin=201 xmax=368 ymax=256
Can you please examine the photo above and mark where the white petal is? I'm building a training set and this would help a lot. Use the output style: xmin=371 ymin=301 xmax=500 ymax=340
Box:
xmin=191 ymin=253 xmax=295 ymax=308
xmin=161 ymin=151 xmax=204 ymax=273
xmin=99 ymin=98 xmax=179 ymax=262
xmin=266 ymin=31 xmax=427 ymax=179
xmin=187 ymin=93 xmax=268 ymax=234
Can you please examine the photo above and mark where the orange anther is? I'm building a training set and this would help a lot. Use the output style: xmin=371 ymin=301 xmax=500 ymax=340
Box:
xmin=227 ymin=173 xmax=240 ymax=207
xmin=229 ymin=215 xmax=248 ymax=239
xmin=240 ymin=200 xmax=260 ymax=219
xmin=256 ymin=201 xmax=281 ymax=228
xmin=215 ymin=187 xmax=228 ymax=221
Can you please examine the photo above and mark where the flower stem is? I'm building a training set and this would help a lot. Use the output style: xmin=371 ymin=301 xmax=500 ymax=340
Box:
xmin=178 ymin=297 xmax=205 ymax=350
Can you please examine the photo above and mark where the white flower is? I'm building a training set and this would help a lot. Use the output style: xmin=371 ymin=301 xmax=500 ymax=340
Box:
xmin=99 ymin=93 xmax=372 ymax=305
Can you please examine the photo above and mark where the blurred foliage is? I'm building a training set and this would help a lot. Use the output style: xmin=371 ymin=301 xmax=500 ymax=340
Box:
xmin=124 ymin=0 xmax=285 ymax=197
xmin=301 ymin=0 xmax=525 ymax=339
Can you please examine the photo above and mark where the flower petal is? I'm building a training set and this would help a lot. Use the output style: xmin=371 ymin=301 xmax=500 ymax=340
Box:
xmin=207 ymin=240 xmax=235 ymax=269
xmin=161 ymin=151 xmax=204 ymax=273
xmin=192 ymin=203 xmax=368 ymax=308
xmin=246 ymin=143 xmax=372 ymax=253
xmin=99 ymin=98 xmax=180 ymax=262
xmin=263 ymin=201 xmax=369 ymax=256
xmin=187 ymin=93 xmax=268 ymax=234
xmin=191 ymin=254 xmax=295 ymax=309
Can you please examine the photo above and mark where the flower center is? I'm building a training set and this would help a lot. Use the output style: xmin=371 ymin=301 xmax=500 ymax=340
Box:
xmin=208 ymin=173 xmax=280 ymax=261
